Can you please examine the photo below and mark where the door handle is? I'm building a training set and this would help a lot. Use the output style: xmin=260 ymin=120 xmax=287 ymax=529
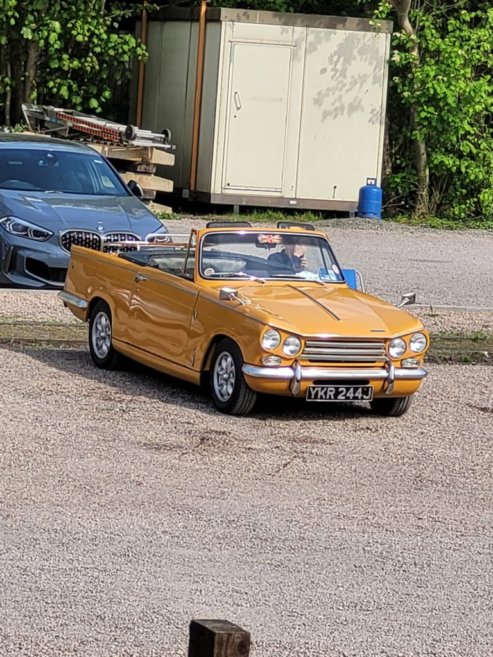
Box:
xmin=234 ymin=91 xmax=242 ymax=111
xmin=134 ymin=272 xmax=148 ymax=283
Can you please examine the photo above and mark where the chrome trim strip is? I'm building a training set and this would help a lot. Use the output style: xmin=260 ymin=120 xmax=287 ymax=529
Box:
xmin=288 ymin=285 xmax=340 ymax=321
xmin=58 ymin=291 xmax=88 ymax=309
xmin=242 ymin=364 xmax=428 ymax=382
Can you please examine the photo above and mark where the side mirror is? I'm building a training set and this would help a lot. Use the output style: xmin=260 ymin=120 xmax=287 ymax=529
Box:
xmin=127 ymin=179 xmax=144 ymax=199
xmin=397 ymin=292 xmax=416 ymax=308
xmin=219 ymin=287 xmax=239 ymax=301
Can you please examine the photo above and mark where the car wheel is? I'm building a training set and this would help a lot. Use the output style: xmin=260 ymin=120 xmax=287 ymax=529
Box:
xmin=370 ymin=396 xmax=412 ymax=417
xmin=210 ymin=338 xmax=257 ymax=415
xmin=89 ymin=300 xmax=121 ymax=369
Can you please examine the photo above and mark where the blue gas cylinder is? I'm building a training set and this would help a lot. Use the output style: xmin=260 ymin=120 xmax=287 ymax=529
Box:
xmin=358 ymin=178 xmax=382 ymax=219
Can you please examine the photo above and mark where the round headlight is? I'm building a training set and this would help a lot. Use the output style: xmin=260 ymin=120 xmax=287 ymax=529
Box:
xmin=388 ymin=337 xmax=406 ymax=358
xmin=261 ymin=329 xmax=281 ymax=351
xmin=410 ymin=332 xmax=427 ymax=353
xmin=283 ymin=335 xmax=301 ymax=356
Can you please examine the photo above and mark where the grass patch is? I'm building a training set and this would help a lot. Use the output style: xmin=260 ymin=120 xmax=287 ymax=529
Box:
xmin=392 ymin=214 xmax=493 ymax=230
xmin=0 ymin=320 xmax=491 ymax=364
xmin=158 ymin=207 xmax=493 ymax=230
xmin=0 ymin=321 xmax=86 ymax=344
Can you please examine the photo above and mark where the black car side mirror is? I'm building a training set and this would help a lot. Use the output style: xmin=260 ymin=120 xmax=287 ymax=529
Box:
xmin=127 ymin=179 xmax=144 ymax=199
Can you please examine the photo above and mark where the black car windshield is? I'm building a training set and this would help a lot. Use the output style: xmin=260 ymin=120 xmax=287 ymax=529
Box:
xmin=0 ymin=148 xmax=129 ymax=196
xmin=200 ymin=230 xmax=344 ymax=283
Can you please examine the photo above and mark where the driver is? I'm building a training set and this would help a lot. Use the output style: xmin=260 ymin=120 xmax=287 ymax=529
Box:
xmin=267 ymin=236 xmax=307 ymax=272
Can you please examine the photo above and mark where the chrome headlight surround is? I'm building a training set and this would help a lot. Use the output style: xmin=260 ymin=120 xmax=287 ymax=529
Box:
xmin=410 ymin=332 xmax=427 ymax=353
xmin=282 ymin=335 xmax=302 ymax=356
xmin=0 ymin=216 xmax=53 ymax=242
xmin=388 ymin=337 xmax=407 ymax=359
xmin=261 ymin=329 xmax=281 ymax=351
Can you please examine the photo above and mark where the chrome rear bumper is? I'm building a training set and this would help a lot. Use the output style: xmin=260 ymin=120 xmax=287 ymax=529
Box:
xmin=58 ymin=291 xmax=88 ymax=309
xmin=242 ymin=362 xmax=428 ymax=395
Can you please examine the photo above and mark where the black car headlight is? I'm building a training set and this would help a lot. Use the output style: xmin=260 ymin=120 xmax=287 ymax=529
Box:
xmin=0 ymin=216 xmax=53 ymax=242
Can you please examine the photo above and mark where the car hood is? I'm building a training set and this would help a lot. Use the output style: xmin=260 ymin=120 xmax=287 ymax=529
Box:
xmin=218 ymin=283 xmax=424 ymax=337
xmin=0 ymin=190 xmax=162 ymax=234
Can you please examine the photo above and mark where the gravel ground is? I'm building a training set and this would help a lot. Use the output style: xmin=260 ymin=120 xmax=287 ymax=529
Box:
xmin=0 ymin=347 xmax=492 ymax=657
xmin=1 ymin=220 xmax=492 ymax=656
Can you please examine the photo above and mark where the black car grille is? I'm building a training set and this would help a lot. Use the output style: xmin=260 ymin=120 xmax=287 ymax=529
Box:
xmin=103 ymin=233 xmax=140 ymax=253
xmin=60 ymin=231 xmax=140 ymax=253
xmin=61 ymin=230 xmax=101 ymax=252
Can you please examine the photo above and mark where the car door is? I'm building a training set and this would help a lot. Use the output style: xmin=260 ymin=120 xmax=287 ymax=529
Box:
xmin=127 ymin=266 xmax=199 ymax=367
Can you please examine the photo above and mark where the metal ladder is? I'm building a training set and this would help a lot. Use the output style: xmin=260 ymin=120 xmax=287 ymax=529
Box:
xmin=22 ymin=103 xmax=172 ymax=149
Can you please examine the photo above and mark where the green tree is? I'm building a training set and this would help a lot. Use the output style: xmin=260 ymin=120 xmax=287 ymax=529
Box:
xmin=0 ymin=0 xmax=146 ymax=126
xmin=377 ymin=0 xmax=493 ymax=219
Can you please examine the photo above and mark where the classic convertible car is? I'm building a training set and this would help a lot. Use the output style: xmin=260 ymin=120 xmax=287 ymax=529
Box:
xmin=59 ymin=221 xmax=429 ymax=416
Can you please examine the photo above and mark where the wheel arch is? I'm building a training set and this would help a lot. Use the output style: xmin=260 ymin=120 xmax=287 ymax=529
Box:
xmin=87 ymin=294 xmax=113 ymax=320
xmin=199 ymin=334 xmax=238 ymax=386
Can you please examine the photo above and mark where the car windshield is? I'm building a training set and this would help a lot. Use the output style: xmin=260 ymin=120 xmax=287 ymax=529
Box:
xmin=0 ymin=148 xmax=129 ymax=196
xmin=200 ymin=230 xmax=344 ymax=282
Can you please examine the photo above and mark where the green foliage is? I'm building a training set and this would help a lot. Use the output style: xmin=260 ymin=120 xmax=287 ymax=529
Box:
xmin=379 ymin=2 xmax=493 ymax=221
xmin=0 ymin=1 xmax=146 ymax=123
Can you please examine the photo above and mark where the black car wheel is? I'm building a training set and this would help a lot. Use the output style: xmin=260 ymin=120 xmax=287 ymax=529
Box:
xmin=89 ymin=300 xmax=121 ymax=369
xmin=370 ymin=396 xmax=412 ymax=417
xmin=210 ymin=338 xmax=257 ymax=415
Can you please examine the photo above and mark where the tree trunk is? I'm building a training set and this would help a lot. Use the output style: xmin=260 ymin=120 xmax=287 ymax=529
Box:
xmin=392 ymin=0 xmax=430 ymax=217
xmin=24 ymin=39 xmax=40 ymax=103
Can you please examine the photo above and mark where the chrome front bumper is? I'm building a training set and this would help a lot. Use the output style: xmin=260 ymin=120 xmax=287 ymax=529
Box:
xmin=242 ymin=362 xmax=428 ymax=395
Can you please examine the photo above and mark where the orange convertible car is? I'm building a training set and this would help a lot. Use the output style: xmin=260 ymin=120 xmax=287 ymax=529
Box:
xmin=60 ymin=222 xmax=429 ymax=416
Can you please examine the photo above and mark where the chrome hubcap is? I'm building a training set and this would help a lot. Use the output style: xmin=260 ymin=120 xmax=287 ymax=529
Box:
xmin=213 ymin=351 xmax=236 ymax=402
xmin=92 ymin=311 xmax=111 ymax=359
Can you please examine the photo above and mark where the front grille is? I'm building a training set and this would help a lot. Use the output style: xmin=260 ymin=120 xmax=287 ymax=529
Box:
xmin=302 ymin=340 xmax=387 ymax=363
xmin=61 ymin=230 xmax=102 ymax=253
xmin=60 ymin=231 xmax=140 ymax=254
xmin=103 ymin=232 xmax=139 ymax=253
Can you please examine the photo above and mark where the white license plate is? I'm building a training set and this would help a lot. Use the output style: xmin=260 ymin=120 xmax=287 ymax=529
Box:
xmin=306 ymin=385 xmax=373 ymax=402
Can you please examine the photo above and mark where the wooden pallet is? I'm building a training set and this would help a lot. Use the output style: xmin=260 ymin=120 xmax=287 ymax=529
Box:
xmin=90 ymin=143 xmax=175 ymax=210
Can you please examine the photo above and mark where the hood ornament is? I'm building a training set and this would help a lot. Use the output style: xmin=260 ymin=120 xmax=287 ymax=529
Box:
xmin=97 ymin=223 xmax=105 ymax=233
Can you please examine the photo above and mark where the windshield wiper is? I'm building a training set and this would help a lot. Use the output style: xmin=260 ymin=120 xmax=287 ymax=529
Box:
xmin=208 ymin=272 xmax=266 ymax=284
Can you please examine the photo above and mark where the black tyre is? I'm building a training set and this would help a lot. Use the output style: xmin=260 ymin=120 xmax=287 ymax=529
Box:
xmin=370 ymin=396 xmax=412 ymax=417
xmin=88 ymin=300 xmax=121 ymax=369
xmin=210 ymin=338 xmax=257 ymax=415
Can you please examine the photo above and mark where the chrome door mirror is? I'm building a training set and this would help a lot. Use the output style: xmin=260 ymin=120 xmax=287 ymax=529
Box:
xmin=219 ymin=287 xmax=239 ymax=301
xmin=397 ymin=292 xmax=416 ymax=308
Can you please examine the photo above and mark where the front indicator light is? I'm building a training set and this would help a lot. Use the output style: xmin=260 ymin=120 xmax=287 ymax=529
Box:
xmin=283 ymin=336 xmax=301 ymax=356
xmin=388 ymin=337 xmax=406 ymax=359
xmin=410 ymin=332 xmax=427 ymax=353
xmin=261 ymin=329 xmax=281 ymax=350
xmin=402 ymin=357 xmax=421 ymax=368
xmin=261 ymin=355 xmax=282 ymax=366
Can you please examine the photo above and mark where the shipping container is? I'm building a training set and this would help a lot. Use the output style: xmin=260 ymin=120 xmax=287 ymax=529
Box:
xmin=133 ymin=7 xmax=392 ymax=211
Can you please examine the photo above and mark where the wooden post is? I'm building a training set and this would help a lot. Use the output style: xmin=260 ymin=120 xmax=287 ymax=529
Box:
xmin=188 ymin=619 xmax=250 ymax=657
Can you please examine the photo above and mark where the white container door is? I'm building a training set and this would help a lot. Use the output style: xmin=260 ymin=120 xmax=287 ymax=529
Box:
xmin=222 ymin=42 xmax=292 ymax=194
